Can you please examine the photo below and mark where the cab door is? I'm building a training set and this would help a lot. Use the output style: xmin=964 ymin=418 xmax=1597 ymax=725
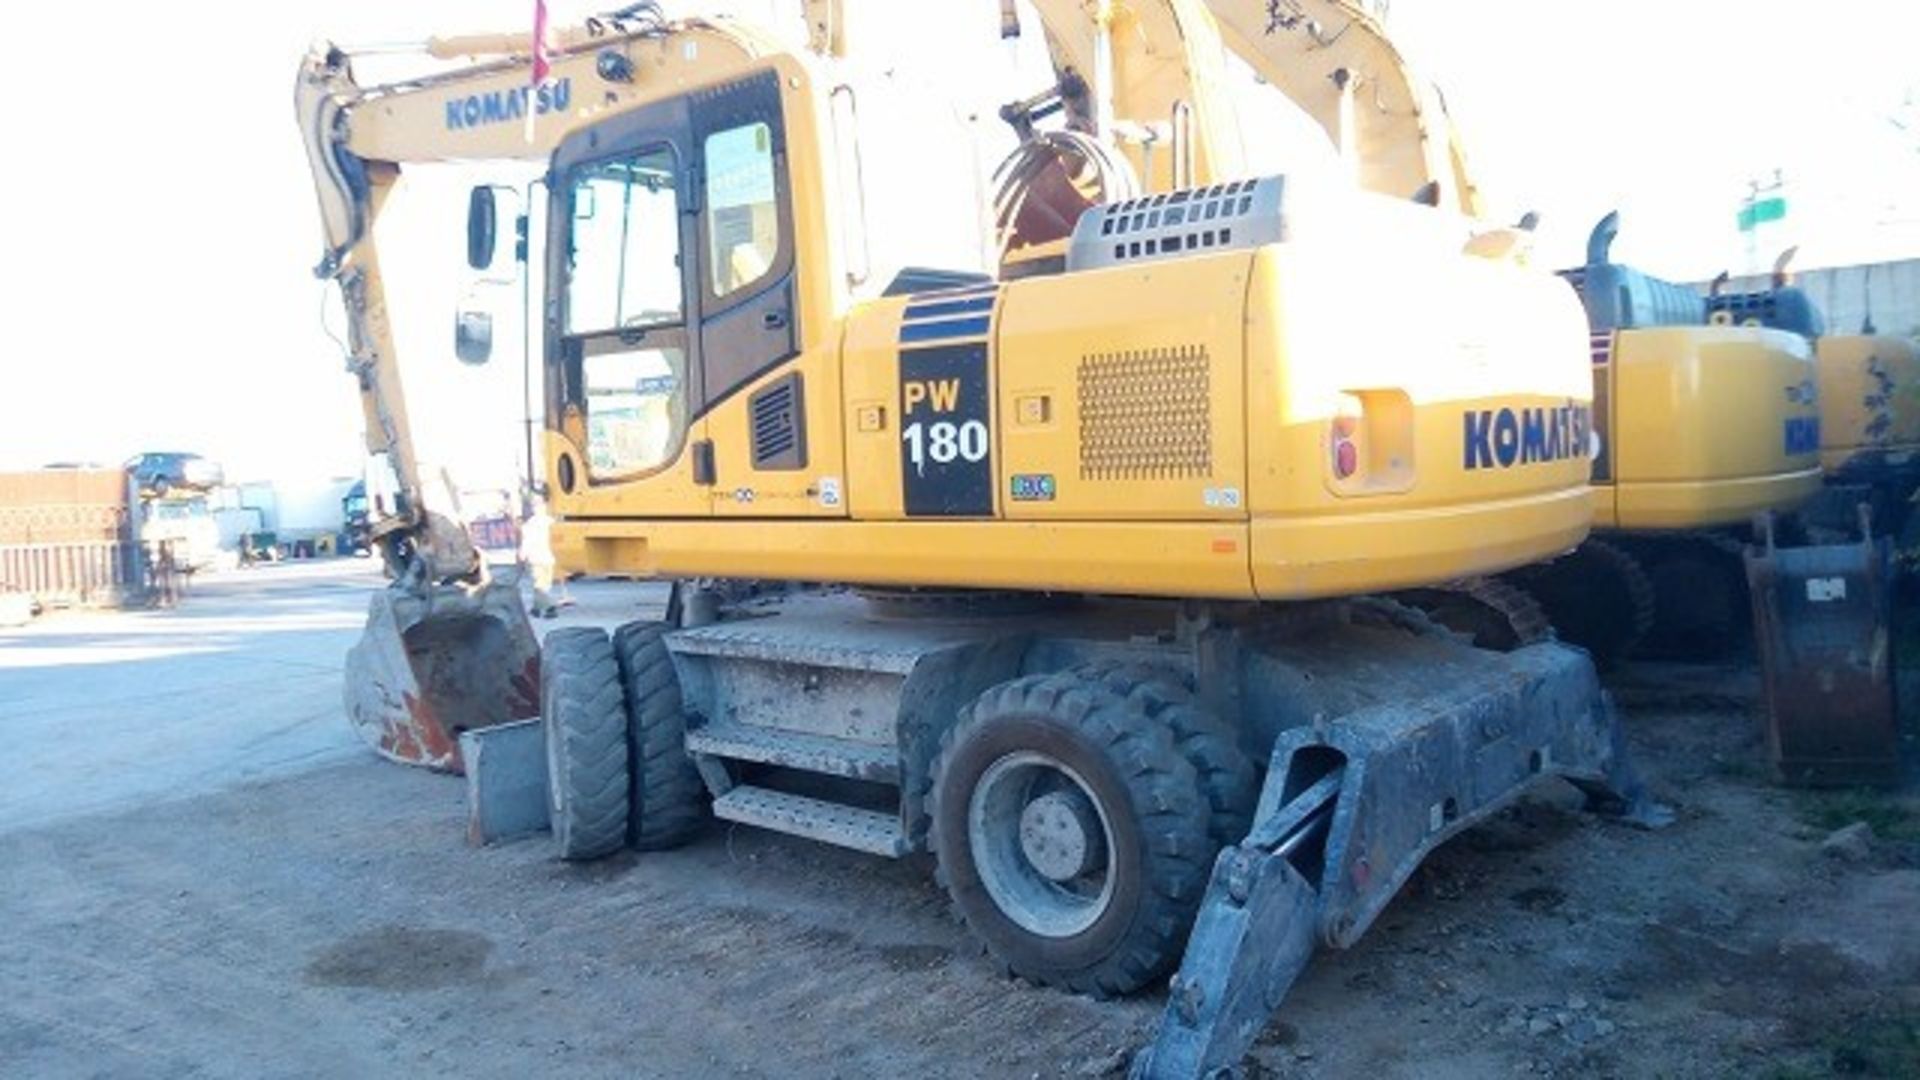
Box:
xmin=691 ymin=71 xmax=846 ymax=519
xmin=545 ymin=97 xmax=710 ymax=518
xmin=546 ymin=68 xmax=843 ymax=521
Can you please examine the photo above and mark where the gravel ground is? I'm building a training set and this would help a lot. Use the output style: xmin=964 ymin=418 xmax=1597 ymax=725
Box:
xmin=1 ymin=563 xmax=1914 ymax=1078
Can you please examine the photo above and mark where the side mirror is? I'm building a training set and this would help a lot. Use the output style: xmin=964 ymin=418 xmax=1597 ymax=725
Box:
xmin=466 ymin=186 xmax=498 ymax=270
xmin=455 ymin=309 xmax=494 ymax=365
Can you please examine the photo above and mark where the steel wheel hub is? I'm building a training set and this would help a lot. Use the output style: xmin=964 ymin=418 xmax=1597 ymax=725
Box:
xmin=969 ymin=751 xmax=1117 ymax=938
xmin=1019 ymin=790 xmax=1105 ymax=882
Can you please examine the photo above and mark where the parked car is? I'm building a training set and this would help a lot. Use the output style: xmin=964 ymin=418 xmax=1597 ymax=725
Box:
xmin=126 ymin=452 xmax=224 ymax=496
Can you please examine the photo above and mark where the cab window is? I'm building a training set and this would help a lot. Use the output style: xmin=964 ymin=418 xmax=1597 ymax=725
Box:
xmin=566 ymin=146 xmax=683 ymax=335
xmin=703 ymin=121 xmax=780 ymax=300
xmin=562 ymin=143 xmax=692 ymax=480
xmin=582 ymin=347 xmax=689 ymax=477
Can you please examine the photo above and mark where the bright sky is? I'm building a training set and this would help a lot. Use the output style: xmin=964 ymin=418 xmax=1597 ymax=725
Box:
xmin=3 ymin=0 xmax=1916 ymax=485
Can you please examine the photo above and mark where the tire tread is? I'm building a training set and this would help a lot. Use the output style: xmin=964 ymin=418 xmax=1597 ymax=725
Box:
xmin=541 ymin=627 xmax=629 ymax=861
xmin=613 ymin=621 xmax=707 ymax=851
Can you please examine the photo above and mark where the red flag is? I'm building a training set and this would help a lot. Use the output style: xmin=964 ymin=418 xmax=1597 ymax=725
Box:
xmin=531 ymin=0 xmax=552 ymax=85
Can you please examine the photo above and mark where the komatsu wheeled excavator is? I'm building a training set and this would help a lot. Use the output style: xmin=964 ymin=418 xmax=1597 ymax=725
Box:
xmin=1185 ymin=0 xmax=1823 ymax=662
xmin=296 ymin=5 xmax=1662 ymax=1075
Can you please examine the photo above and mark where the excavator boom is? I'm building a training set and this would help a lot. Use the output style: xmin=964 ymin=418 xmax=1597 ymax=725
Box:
xmin=1207 ymin=0 xmax=1482 ymax=215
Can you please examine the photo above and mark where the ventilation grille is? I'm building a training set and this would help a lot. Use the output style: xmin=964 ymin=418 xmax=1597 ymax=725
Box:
xmin=1078 ymin=347 xmax=1211 ymax=480
xmin=749 ymin=373 xmax=807 ymax=471
xmin=1067 ymin=177 xmax=1287 ymax=272
xmin=1709 ymin=292 xmax=1776 ymax=320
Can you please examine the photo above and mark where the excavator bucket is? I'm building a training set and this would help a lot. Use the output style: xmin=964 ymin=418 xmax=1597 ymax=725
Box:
xmin=342 ymin=582 xmax=541 ymax=773
xmin=1746 ymin=507 xmax=1899 ymax=786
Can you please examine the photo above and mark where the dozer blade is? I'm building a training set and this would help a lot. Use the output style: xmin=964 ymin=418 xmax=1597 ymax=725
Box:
xmin=342 ymin=582 xmax=541 ymax=773
xmin=1133 ymin=642 xmax=1669 ymax=1080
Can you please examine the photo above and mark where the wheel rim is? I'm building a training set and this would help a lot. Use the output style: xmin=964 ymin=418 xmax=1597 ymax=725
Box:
xmin=968 ymin=750 xmax=1118 ymax=939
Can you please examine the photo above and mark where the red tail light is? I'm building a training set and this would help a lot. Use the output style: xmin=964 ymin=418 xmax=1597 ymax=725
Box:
xmin=1331 ymin=413 xmax=1360 ymax=480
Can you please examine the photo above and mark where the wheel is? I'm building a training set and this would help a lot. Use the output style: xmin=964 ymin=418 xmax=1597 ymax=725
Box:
xmin=1072 ymin=662 xmax=1258 ymax=847
xmin=930 ymin=669 xmax=1213 ymax=997
xmin=540 ymin=627 xmax=629 ymax=860
xmin=612 ymin=621 xmax=706 ymax=850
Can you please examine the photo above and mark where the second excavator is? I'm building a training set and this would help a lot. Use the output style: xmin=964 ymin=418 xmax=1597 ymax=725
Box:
xmin=1706 ymin=249 xmax=1920 ymax=537
xmin=1195 ymin=0 xmax=1824 ymax=662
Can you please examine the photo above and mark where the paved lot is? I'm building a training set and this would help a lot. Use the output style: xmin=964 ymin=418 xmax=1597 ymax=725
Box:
xmin=1 ymin=564 xmax=1915 ymax=1078
xmin=0 ymin=561 xmax=373 ymax=830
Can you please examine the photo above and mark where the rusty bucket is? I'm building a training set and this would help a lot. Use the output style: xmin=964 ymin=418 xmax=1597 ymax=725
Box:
xmin=343 ymin=581 xmax=541 ymax=773
xmin=1745 ymin=507 xmax=1899 ymax=787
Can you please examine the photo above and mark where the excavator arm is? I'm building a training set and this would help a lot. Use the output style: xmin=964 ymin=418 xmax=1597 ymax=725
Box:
xmin=1206 ymin=0 xmax=1483 ymax=216
xmin=1023 ymin=0 xmax=1246 ymax=189
xmin=801 ymin=0 xmax=1245 ymax=190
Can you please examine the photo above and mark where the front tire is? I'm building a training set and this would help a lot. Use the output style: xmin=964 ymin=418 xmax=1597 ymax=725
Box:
xmin=930 ymin=669 xmax=1213 ymax=998
xmin=612 ymin=621 xmax=706 ymax=850
xmin=541 ymin=627 xmax=629 ymax=861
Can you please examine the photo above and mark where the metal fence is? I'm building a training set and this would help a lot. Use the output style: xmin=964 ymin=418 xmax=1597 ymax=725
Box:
xmin=1 ymin=469 xmax=154 ymax=612
xmin=0 ymin=541 xmax=146 ymax=610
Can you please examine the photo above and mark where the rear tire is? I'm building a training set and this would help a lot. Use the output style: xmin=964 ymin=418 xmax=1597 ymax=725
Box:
xmin=541 ymin=627 xmax=629 ymax=861
xmin=1073 ymin=663 xmax=1258 ymax=847
xmin=930 ymin=669 xmax=1212 ymax=998
xmin=612 ymin=621 xmax=706 ymax=850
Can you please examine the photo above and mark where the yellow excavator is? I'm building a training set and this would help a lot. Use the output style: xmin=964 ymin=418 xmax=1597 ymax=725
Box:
xmin=1533 ymin=214 xmax=1822 ymax=660
xmin=296 ymin=4 xmax=1662 ymax=1075
xmin=1188 ymin=0 xmax=1822 ymax=662
xmin=1705 ymin=249 xmax=1920 ymax=535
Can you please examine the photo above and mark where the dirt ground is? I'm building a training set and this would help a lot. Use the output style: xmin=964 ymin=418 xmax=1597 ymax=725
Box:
xmin=2 ymin=564 xmax=1916 ymax=1078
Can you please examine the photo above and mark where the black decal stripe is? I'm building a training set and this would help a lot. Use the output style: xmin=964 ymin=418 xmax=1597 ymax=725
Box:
xmin=904 ymin=296 xmax=996 ymax=321
xmin=900 ymin=315 xmax=992 ymax=345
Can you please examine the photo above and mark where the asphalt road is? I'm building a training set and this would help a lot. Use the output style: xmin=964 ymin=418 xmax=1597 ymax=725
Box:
xmin=0 ymin=563 xmax=1154 ymax=1079
xmin=0 ymin=561 xmax=374 ymax=831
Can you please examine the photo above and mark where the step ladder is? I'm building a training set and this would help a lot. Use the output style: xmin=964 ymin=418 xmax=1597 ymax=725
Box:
xmin=667 ymin=595 xmax=1016 ymax=858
